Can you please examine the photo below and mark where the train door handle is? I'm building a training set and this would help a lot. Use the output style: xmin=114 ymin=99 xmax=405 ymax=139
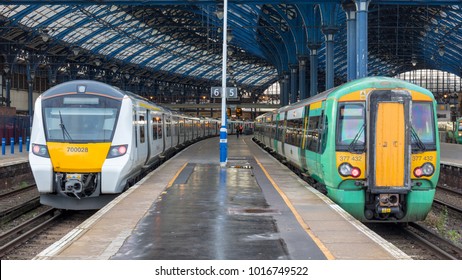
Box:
xmin=382 ymin=141 xmax=387 ymax=147
xmin=393 ymin=141 xmax=398 ymax=147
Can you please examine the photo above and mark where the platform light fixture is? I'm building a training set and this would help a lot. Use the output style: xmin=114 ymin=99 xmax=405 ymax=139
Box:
xmin=438 ymin=44 xmax=445 ymax=56
xmin=216 ymin=3 xmax=224 ymax=19
xmin=40 ymin=29 xmax=49 ymax=42
xmin=72 ymin=46 xmax=80 ymax=56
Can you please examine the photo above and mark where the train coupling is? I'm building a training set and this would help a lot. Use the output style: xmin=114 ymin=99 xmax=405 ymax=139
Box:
xmin=64 ymin=174 xmax=83 ymax=199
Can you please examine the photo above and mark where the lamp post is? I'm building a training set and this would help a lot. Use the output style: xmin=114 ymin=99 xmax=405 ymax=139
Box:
xmin=219 ymin=0 xmax=228 ymax=168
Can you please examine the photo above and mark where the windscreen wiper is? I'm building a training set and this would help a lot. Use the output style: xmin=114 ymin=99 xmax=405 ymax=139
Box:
xmin=59 ymin=110 xmax=72 ymax=140
xmin=348 ymin=123 xmax=366 ymax=154
xmin=410 ymin=126 xmax=426 ymax=152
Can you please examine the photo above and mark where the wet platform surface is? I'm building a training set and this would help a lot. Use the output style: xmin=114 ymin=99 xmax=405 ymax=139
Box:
xmin=112 ymin=159 xmax=325 ymax=260
xmin=35 ymin=135 xmax=409 ymax=260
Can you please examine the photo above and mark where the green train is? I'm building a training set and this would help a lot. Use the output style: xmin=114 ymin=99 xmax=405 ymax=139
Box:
xmin=254 ymin=77 xmax=440 ymax=222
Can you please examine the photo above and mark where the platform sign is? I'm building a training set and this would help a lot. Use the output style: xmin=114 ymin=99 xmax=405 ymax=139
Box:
xmin=211 ymin=87 xmax=238 ymax=99
xmin=226 ymin=87 xmax=238 ymax=99
xmin=211 ymin=87 xmax=223 ymax=98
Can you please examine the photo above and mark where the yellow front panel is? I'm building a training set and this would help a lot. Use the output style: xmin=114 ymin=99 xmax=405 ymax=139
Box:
xmin=47 ymin=142 xmax=111 ymax=172
xmin=336 ymin=152 xmax=366 ymax=179
xmin=375 ymin=103 xmax=405 ymax=186
xmin=411 ymin=151 xmax=438 ymax=179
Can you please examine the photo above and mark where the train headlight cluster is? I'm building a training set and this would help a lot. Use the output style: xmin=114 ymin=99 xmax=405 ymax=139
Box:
xmin=413 ymin=162 xmax=435 ymax=177
xmin=107 ymin=144 xmax=128 ymax=158
xmin=338 ymin=163 xmax=361 ymax=178
xmin=32 ymin=144 xmax=49 ymax=158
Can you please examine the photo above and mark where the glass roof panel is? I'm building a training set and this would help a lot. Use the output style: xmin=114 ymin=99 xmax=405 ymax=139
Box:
xmin=0 ymin=5 xmax=28 ymax=17
xmin=99 ymin=37 xmax=132 ymax=55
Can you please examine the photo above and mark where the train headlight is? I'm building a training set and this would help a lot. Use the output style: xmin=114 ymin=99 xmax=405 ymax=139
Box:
xmin=107 ymin=145 xmax=128 ymax=158
xmin=32 ymin=143 xmax=49 ymax=158
xmin=338 ymin=163 xmax=361 ymax=178
xmin=421 ymin=162 xmax=434 ymax=176
xmin=413 ymin=162 xmax=434 ymax=177
xmin=338 ymin=163 xmax=352 ymax=176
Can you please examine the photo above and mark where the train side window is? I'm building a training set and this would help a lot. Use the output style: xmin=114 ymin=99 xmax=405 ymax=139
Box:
xmin=166 ymin=117 xmax=171 ymax=137
xmin=139 ymin=115 xmax=145 ymax=143
xmin=152 ymin=116 xmax=162 ymax=140
xmin=306 ymin=116 xmax=320 ymax=152
xmin=320 ymin=114 xmax=328 ymax=154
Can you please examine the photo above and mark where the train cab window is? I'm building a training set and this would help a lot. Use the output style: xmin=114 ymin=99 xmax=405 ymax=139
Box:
xmin=336 ymin=103 xmax=365 ymax=149
xmin=411 ymin=102 xmax=435 ymax=148
xmin=42 ymin=95 xmax=121 ymax=142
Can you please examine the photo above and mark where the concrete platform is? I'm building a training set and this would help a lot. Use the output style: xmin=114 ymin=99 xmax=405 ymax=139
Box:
xmin=440 ymin=142 xmax=462 ymax=168
xmin=0 ymin=144 xmax=28 ymax=167
xmin=34 ymin=135 xmax=410 ymax=260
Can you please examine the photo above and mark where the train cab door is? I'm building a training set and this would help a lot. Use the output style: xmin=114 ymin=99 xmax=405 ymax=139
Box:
xmin=367 ymin=90 xmax=412 ymax=193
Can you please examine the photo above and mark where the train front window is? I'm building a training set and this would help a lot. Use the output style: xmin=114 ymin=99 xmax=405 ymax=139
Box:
xmin=42 ymin=95 xmax=121 ymax=142
xmin=411 ymin=102 xmax=435 ymax=145
xmin=337 ymin=103 xmax=365 ymax=148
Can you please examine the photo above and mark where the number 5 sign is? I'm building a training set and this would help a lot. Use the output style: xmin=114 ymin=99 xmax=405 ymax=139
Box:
xmin=226 ymin=87 xmax=238 ymax=99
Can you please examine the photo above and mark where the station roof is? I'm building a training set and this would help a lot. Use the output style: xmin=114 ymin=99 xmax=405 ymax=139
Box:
xmin=0 ymin=1 xmax=461 ymax=96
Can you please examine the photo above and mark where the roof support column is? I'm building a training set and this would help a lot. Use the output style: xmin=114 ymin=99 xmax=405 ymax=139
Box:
xmin=319 ymin=3 xmax=340 ymax=90
xmin=290 ymin=65 xmax=298 ymax=104
xmin=322 ymin=27 xmax=338 ymax=90
xmin=26 ymin=62 xmax=37 ymax=117
xmin=3 ymin=67 xmax=11 ymax=108
xmin=355 ymin=0 xmax=371 ymax=79
xmin=308 ymin=45 xmax=320 ymax=97
xmin=343 ymin=2 xmax=357 ymax=81
xmin=281 ymin=72 xmax=290 ymax=106
xmin=298 ymin=56 xmax=308 ymax=100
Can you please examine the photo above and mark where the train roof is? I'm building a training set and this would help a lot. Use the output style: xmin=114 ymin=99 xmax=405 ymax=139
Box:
xmin=40 ymin=80 xmax=127 ymax=100
xmin=268 ymin=76 xmax=435 ymax=115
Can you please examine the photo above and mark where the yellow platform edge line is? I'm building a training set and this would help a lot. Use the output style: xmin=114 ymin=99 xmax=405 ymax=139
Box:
xmin=254 ymin=157 xmax=336 ymax=260
xmin=166 ymin=162 xmax=188 ymax=189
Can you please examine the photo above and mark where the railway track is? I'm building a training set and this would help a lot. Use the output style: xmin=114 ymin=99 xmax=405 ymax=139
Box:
xmin=0 ymin=209 xmax=96 ymax=260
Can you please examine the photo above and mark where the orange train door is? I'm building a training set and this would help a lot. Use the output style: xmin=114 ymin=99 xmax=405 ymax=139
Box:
xmin=375 ymin=102 xmax=405 ymax=186
xmin=368 ymin=90 xmax=412 ymax=193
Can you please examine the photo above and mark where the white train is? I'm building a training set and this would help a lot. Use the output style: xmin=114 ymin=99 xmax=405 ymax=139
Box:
xmin=29 ymin=80 xmax=220 ymax=210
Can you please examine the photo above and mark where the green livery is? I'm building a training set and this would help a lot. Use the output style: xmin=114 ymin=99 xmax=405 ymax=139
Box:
xmin=254 ymin=77 xmax=440 ymax=222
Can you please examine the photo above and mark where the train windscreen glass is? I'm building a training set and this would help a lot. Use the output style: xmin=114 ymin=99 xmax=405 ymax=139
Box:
xmin=42 ymin=95 xmax=121 ymax=142
xmin=411 ymin=102 xmax=435 ymax=144
xmin=337 ymin=103 xmax=365 ymax=146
